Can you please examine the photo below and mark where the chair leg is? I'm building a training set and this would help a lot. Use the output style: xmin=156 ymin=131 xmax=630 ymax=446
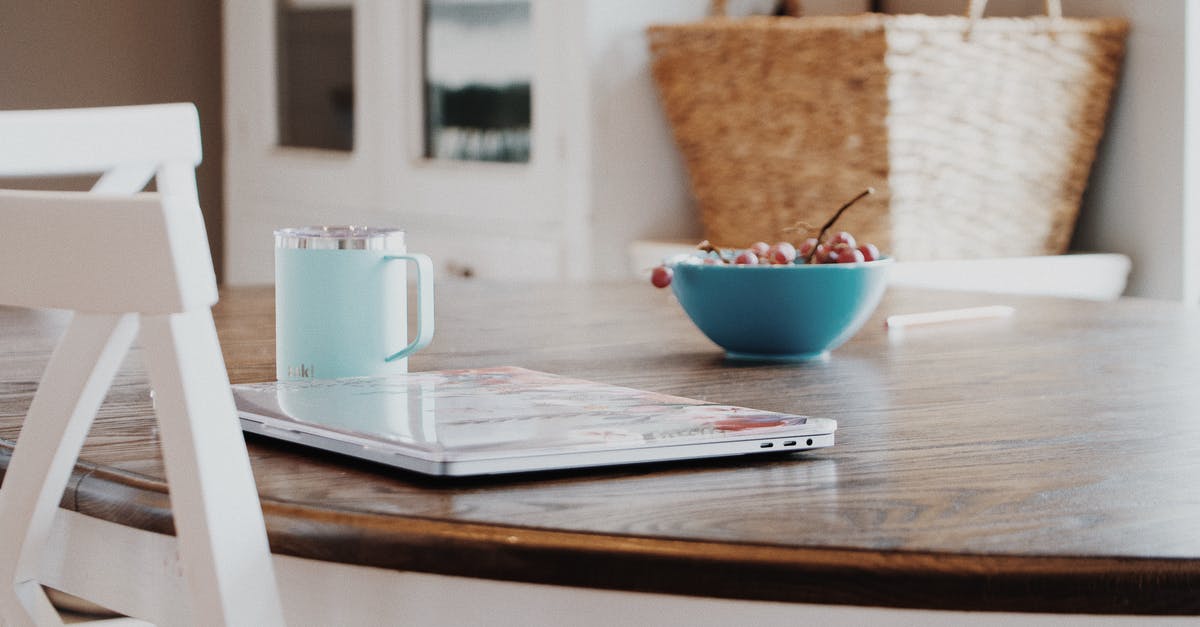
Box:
xmin=139 ymin=310 xmax=285 ymax=627
xmin=0 ymin=313 xmax=138 ymax=627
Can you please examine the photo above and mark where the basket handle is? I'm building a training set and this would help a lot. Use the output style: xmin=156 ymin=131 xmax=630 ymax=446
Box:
xmin=966 ymin=0 xmax=1063 ymax=21
xmin=965 ymin=0 xmax=1063 ymax=40
xmin=710 ymin=0 xmax=803 ymax=17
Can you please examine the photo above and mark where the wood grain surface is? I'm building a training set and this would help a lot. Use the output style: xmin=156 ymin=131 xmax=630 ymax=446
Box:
xmin=2 ymin=282 xmax=1199 ymax=614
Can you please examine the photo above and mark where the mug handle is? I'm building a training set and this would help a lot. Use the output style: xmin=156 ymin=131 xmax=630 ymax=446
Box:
xmin=382 ymin=253 xmax=435 ymax=362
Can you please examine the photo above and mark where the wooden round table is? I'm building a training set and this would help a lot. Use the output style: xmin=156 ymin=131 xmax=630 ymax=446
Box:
xmin=2 ymin=281 xmax=1199 ymax=618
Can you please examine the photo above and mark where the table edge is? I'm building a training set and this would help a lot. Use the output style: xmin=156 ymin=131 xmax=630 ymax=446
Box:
xmin=15 ymin=449 xmax=1193 ymax=616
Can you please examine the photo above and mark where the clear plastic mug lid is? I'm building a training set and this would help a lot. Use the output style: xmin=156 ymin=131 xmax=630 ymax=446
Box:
xmin=274 ymin=226 xmax=406 ymax=250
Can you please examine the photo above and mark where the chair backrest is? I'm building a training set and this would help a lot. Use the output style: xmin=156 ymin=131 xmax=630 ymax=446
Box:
xmin=0 ymin=190 xmax=217 ymax=314
xmin=0 ymin=103 xmax=202 ymax=198
xmin=0 ymin=103 xmax=215 ymax=314
xmin=0 ymin=104 xmax=283 ymax=626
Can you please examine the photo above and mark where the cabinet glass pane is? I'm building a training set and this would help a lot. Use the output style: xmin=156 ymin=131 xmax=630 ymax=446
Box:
xmin=424 ymin=0 xmax=532 ymax=163
xmin=277 ymin=1 xmax=354 ymax=151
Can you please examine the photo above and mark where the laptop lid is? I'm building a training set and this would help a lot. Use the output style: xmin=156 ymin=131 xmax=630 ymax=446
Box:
xmin=233 ymin=367 xmax=836 ymax=476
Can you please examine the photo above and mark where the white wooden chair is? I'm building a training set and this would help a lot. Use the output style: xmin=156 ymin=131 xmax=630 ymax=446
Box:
xmin=0 ymin=104 xmax=285 ymax=626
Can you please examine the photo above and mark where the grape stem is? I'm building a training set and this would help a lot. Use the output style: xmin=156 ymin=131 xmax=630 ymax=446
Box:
xmin=696 ymin=239 xmax=730 ymax=264
xmin=803 ymin=187 xmax=875 ymax=264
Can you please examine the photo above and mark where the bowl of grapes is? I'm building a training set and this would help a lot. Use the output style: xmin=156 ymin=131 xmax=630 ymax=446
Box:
xmin=649 ymin=189 xmax=892 ymax=361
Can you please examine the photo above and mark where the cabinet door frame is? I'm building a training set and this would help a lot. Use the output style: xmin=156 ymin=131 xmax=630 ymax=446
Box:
xmin=224 ymin=0 xmax=589 ymax=284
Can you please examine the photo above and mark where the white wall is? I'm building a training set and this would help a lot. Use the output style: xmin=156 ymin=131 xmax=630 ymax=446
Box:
xmin=1070 ymin=1 xmax=1189 ymax=301
xmin=962 ymin=0 xmax=1195 ymax=301
xmin=945 ymin=1 xmax=1200 ymax=300
xmin=583 ymin=1 xmax=707 ymax=280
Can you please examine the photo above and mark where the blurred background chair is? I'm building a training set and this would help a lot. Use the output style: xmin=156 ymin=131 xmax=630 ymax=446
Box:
xmin=0 ymin=104 xmax=284 ymax=625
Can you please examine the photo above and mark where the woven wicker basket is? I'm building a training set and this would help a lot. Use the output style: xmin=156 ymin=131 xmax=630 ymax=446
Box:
xmin=647 ymin=0 xmax=1128 ymax=259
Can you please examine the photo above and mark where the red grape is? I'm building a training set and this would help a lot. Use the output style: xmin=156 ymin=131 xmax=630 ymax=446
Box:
xmin=735 ymin=251 xmax=759 ymax=265
xmin=650 ymin=265 xmax=673 ymax=288
xmin=837 ymin=247 xmax=866 ymax=264
xmin=768 ymin=242 xmax=797 ymax=265
xmin=798 ymin=238 xmax=819 ymax=258
xmin=818 ymin=242 xmax=841 ymax=263
xmin=858 ymin=243 xmax=879 ymax=262
xmin=827 ymin=231 xmax=857 ymax=249
xmin=749 ymin=241 xmax=770 ymax=256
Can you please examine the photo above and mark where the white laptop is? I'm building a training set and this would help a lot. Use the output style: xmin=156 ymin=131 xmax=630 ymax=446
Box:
xmin=232 ymin=366 xmax=836 ymax=477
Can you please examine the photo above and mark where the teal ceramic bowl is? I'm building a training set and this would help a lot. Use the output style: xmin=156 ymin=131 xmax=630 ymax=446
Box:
xmin=670 ymin=258 xmax=892 ymax=361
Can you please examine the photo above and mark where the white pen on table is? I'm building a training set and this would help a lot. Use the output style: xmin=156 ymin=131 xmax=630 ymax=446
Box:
xmin=885 ymin=305 xmax=1015 ymax=329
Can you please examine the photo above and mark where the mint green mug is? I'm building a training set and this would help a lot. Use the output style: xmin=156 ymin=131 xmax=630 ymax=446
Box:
xmin=274 ymin=226 xmax=434 ymax=380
